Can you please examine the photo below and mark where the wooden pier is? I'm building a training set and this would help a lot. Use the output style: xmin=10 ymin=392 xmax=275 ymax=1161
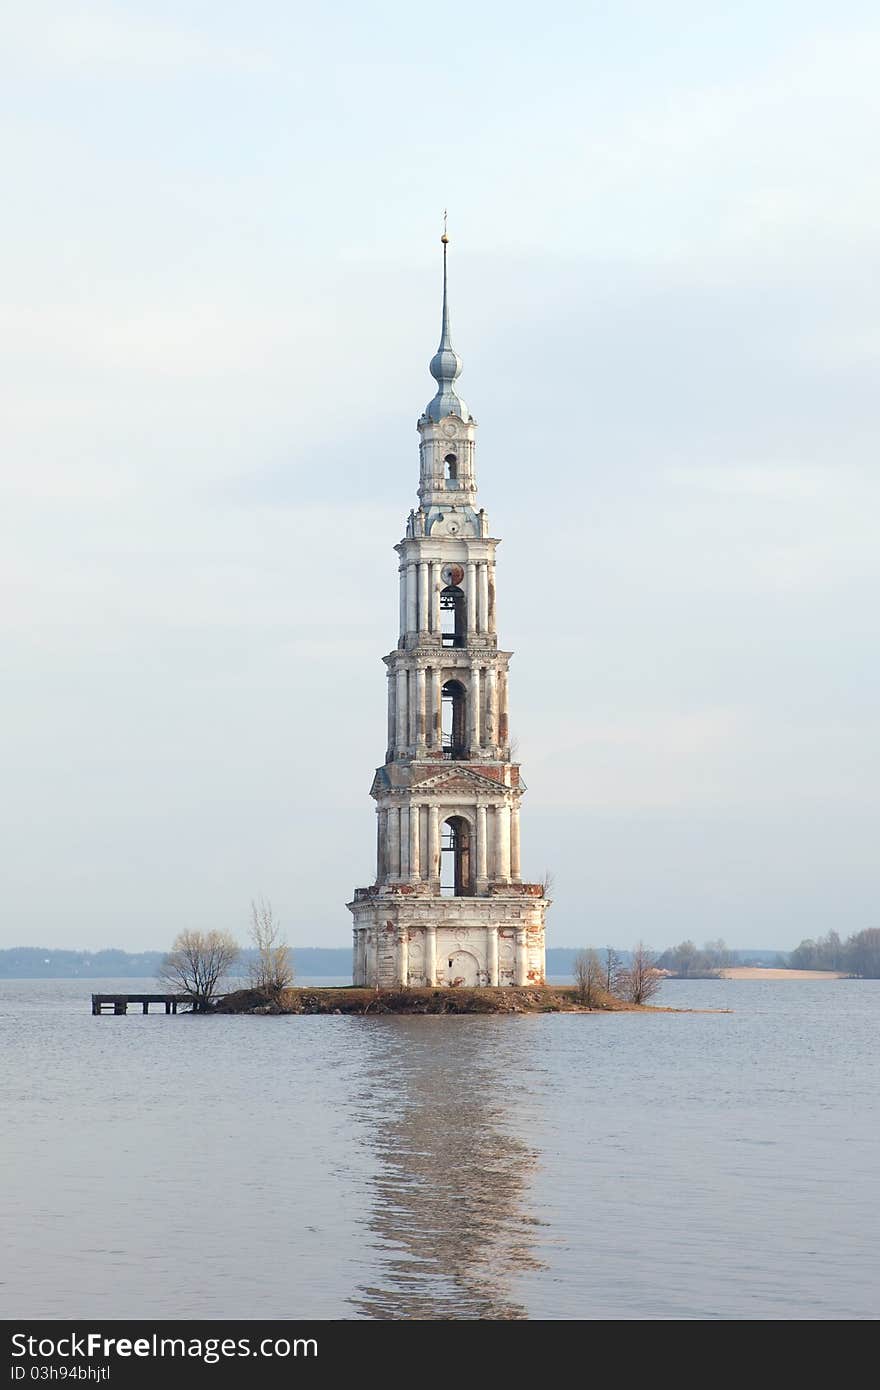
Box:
xmin=91 ymin=993 xmax=194 ymax=1016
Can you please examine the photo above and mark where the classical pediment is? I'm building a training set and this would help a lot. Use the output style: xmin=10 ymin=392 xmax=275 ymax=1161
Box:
xmin=412 ymin=765 xmax=509 ymax=795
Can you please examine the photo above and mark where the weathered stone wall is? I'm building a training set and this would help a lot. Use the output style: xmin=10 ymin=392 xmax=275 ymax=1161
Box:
xmin=350 ymin=898 xmax=548 ymax=989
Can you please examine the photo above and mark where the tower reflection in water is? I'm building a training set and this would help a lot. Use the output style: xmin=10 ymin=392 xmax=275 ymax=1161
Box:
xmin=350 ymin=1016 xmax=544 ymax=1320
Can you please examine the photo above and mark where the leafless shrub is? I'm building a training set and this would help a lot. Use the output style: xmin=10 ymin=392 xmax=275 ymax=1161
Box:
xmin=573 ymin=949 xmax=604 ymax=1006
xmin=249 ymin=896 xmax=294 ymax=996
xmin=157 ymin=930 xmax=240 ymax=1010
xmin=604 ymin=947 xmax=623 ymax=996
xmin=617 ymin=941 xmax=663 ymax=1005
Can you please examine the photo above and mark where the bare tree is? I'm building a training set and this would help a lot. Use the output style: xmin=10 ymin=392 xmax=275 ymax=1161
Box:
xmin=703 ymin=937 xmax=731 ymax=971
xmin=540 ymin=869 xmax=555 ymax=899
xmin=618 ymin=942 xmax=663 ymax=1005
xmin=847 ymin=927 xmax=880 ymax=979
xmin=157 ymin=930 xmax=240 ymax=1010
xmin=249 ymin=896 xmax=294 ymax=996
xmin=604 ymin=947 xmax=623 ymax=996
xmin=573 ymin=948 xmax=604 ymax=1006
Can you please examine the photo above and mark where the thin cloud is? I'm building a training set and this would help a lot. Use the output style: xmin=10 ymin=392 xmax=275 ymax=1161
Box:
xmin=0 ymin=7 xmax=274 ymax=73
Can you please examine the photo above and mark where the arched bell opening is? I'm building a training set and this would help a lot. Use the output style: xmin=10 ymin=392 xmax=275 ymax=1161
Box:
xmin=440 ymin=815 xmax=474 ymax=897
xmin=440 ymin=585 xmax=466 ymax=648
xmin=441 ymin=679 xmax=467 ymax=760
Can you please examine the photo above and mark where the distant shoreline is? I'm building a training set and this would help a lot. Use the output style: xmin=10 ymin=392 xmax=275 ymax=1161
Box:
xmin=0 ymin=945 xmax=792 ymax=980
xmin=720 ymin=966 xmax=847 ymax=980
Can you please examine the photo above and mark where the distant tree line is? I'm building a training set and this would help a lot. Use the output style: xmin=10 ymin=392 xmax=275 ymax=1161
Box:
xmin=789 ymin=928 xmax=880 ymax=978
xmin=0 ymin=947 xmax=165 ymax=979
xmin=1 ymin=944 xmax=636 ymax=980
xmin=656 ymin=939 xmax=732 ymax=978
xmin=0 ymin=944 xmax=304 ymax=980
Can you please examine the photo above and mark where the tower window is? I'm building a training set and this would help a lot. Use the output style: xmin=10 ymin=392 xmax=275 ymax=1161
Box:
xmin=440 ymin=585 xmax=466 ymax=647
xmin=441 ymin=816 xmax=473 ymax=897
xmin=441 ymin=679 xmax=467 ymax=760
xmin=444 ymin=453 xmax=458 ymax=480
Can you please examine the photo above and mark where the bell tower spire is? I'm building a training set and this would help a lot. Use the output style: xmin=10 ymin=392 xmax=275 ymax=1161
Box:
xmin=417 ymin=223 xmax=479 ymax=515
xmin=423 ymin=218 xmax=471 ymax=426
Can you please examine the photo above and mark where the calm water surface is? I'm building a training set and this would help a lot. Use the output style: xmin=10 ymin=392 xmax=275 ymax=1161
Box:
xmin=1 ymin=977 xmax=878 ymax=1320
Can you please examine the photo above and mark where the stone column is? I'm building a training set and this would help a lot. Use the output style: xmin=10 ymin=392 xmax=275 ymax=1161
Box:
xmin=368 ymin=927 xmax=379 ymax=988
xmin=398 ymin=566 xmax=406 ymax=644
xmin=426 ymin=668 xmax=438 ymax=749
xmin=408 ymin=670 xmax=418 ymax=748
xmin=377 ymin=809 xmax=386 ymax=881
xmin=387 ymin=806 xmax=400 ymax=879
xmin=352 ymin=928 xmax=359 ymax=985
xmin=487 ymin=926 xmax=499 ymax=986
xmin=515 ymin=926 xmax=528 ymax=986
xmin=478 ymin=562 xmax=489 ymax=634
xmin=465 ymin=561 xmax=476 ymax=635
xmin=425 ymin=923 xmax=437 ymax=986
xmin=488 ymin=561 xmax=496 ymax=633
xmin=409 ymin=802 xmax=420 ymax=880
xmin=415 ymin=667 xmax=426 ymax=750
xmin=476 ymin=804 xmax=488 ymax=882
xmin=485 ymin=667 xmax=498 ymax=749
xmin=496 ymin=803 xmax=511 ymax=882
xmin=360 ymin=930 xmax=369 ymax=985
xmin=397 ymin=928 xmax=409 ymax=988
xmin=468 ymin=666 xmax=481 ymax=753
xmin=428 ymin=806 xmax=440 ymax=885
xmin=405 ymin=562 xmax=417 ymax=636
xmin=420 ymin=803 xmax=429 ymax=880
xmin=418 ymin=562 xmax=429 ymax=633
xmin=399 ymin=806 xmax=410 ymax=880
xmin=419 ymin=669 xmax=430 ymax=750
xmin=387 ymin=671 xmax=396 ymax=754
xmin=395 ymin=667 xmax=407 ymax=753
xmin=430 ymin=561 xmax=441 ymax=633
xmin=511 ymin=803 xmax=521 ymax=881
xmin=434 ymin=667 xmax=443 ymax=749
xmin=499 ymin=668 xmax=509 ymax=747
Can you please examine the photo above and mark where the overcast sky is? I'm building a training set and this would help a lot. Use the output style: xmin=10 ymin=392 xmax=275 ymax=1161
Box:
xmin=2 ymin=1 xmax=877 ymax=952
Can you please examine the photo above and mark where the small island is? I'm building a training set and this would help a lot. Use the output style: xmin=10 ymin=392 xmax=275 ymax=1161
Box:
xmin=213 ymin=984 xmax=677 ymax=1015
xmin=149 ymin=929 xmax=687 ymax=1016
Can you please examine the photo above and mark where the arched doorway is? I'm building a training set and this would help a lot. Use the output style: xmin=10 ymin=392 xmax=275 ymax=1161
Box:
xmin=444 ymin=950 xmax=480 ymax=987
xmin=440 ymin=815 xmax=473 ymax=897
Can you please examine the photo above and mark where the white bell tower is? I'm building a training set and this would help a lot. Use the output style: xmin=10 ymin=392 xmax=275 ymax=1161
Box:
xmin=347 ymin=230 xmax=549 ymax=988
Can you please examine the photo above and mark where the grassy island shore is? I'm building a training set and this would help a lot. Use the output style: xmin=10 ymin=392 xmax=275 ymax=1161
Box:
xmin=212 ymin=985 xmax=708 ymax=1016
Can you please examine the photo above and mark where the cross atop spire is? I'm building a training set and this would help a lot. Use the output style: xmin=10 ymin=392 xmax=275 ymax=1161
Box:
xmin=422 ymin=218 xmax=471 ymax=424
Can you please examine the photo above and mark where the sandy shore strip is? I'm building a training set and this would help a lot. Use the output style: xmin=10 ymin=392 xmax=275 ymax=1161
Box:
xmin=720 ymin=966 xmax=847 ymax=980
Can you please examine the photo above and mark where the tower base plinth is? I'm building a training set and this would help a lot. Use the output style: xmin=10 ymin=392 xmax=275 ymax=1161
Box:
xmin=347 ymin=891 xmax=548 ymax=989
